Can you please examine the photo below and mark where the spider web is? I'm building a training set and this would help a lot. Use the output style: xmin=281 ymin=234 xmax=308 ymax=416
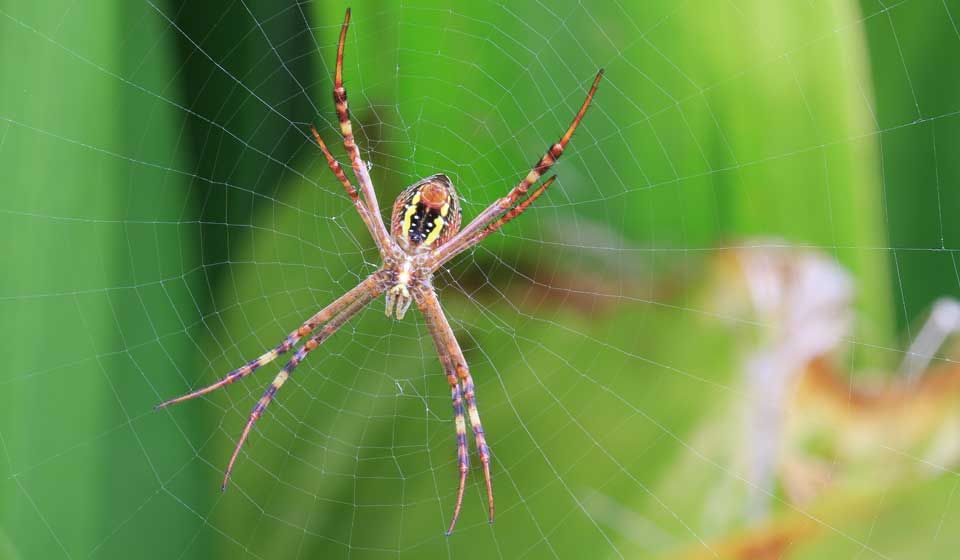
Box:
xmin=2 ymin=0 xmax=960 ymax=558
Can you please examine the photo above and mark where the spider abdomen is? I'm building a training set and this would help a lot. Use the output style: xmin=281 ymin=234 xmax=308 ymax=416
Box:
xmin=390 ymin=174 xmax=462 ymax=251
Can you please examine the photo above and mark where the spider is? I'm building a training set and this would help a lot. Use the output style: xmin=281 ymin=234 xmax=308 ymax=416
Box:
xmin=157 ymin=8 xmax=602 ymax=535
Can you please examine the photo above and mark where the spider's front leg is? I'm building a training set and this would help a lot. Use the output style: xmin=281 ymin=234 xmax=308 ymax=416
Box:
xmin=220 ymin=281 xmax=384 ymax=489
xmin=156 ymin=273 xmax=383 ymax=409
xmin=156 ymin=272 xmax=387 ymax=489
xmin=415 ymin=287 xmax=494 ymax=534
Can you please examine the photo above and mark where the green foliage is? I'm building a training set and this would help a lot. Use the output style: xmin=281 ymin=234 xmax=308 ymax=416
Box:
xmin=2 ymin=0 xmax=958 ymax=558
xmin=1 ymin=1 xmax=209 ymax=558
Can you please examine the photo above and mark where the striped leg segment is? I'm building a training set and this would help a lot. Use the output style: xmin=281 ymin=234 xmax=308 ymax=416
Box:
xmin=310 ymin=124 xmax=359 ymax=202
xmin=433 ymin=176 xmax=557 ymax=270
xmin=429 ymin=69 xmax=603 ymax=266
xmin=499 ymin=69 xmax=602 ymax=207
xmin=458 ymin=367 xmax=493 ymax=525
xmin=156 ymin=274 xmax=381 ymax=410
xmin=331 ymin=8 xmax=392 ymax=247
xmin=478 ymin=176 xmax=556 ymax=239
xmin=310 ymin=124 xmax=392 ymax=254
xmin=221 ymin=282 xmax=382 ymax=490
xmin=155 ymin=344 xmax=292 ymax=410
xmin=221 ymin=347 xmax=304 ymax=490
xmin=415 ymin=288 xmax=494 ymax=533
xmin=447 ymin=377 xmax=470 ymax=535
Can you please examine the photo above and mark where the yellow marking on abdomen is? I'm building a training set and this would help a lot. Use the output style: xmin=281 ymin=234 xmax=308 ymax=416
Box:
xmin=423 ymin=215 xmax=445 ymax=246
xmin=402 ymin=193 xmax=421 ymax=237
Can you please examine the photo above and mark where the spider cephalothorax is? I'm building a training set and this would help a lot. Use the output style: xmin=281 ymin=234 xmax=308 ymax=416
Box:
xmin=157 ymin=7 xmax=602 ymax=535
xmin=383 ymin=174 xmax=463 ymax=319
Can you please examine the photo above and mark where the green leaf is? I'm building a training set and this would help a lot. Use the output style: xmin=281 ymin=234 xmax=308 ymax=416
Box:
xmin=0 ymin=2 xmax=208 ymax=557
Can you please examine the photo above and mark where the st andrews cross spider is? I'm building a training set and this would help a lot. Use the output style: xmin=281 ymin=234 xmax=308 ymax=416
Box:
xmin=157 ymin=8 xmax=603 ymax=534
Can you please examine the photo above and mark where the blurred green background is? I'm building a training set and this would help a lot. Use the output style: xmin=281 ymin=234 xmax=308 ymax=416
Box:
xmin=2 ymin=0 xmax=960 ymax=558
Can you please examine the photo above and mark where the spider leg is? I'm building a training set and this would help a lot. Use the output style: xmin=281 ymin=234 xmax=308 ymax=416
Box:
xmin=449 ymin=377 xmax=470 ymax=535
xmin=330 ymin=8 xmax=393 ymax=253
xmin=433 ymin=176 xmax=556 ymax=270
xmin=428 ymin=69 xmax=602 ymax=267
xmin=415 ymin=288 xmax=494 ymax=533
xmin=221 ymin=281 xmax=382 ymax=490
xmin=156 ymin=273 xmax=381 ymax=410
xmin=310 ymin=125 xmax=392 ymax=253
xmin=460 ymin=366 xmax=493 ymax=523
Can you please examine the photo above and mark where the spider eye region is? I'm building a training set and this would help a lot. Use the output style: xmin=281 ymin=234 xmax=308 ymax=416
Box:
xmin=391 ymin=174 xmax=461 ymax=250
